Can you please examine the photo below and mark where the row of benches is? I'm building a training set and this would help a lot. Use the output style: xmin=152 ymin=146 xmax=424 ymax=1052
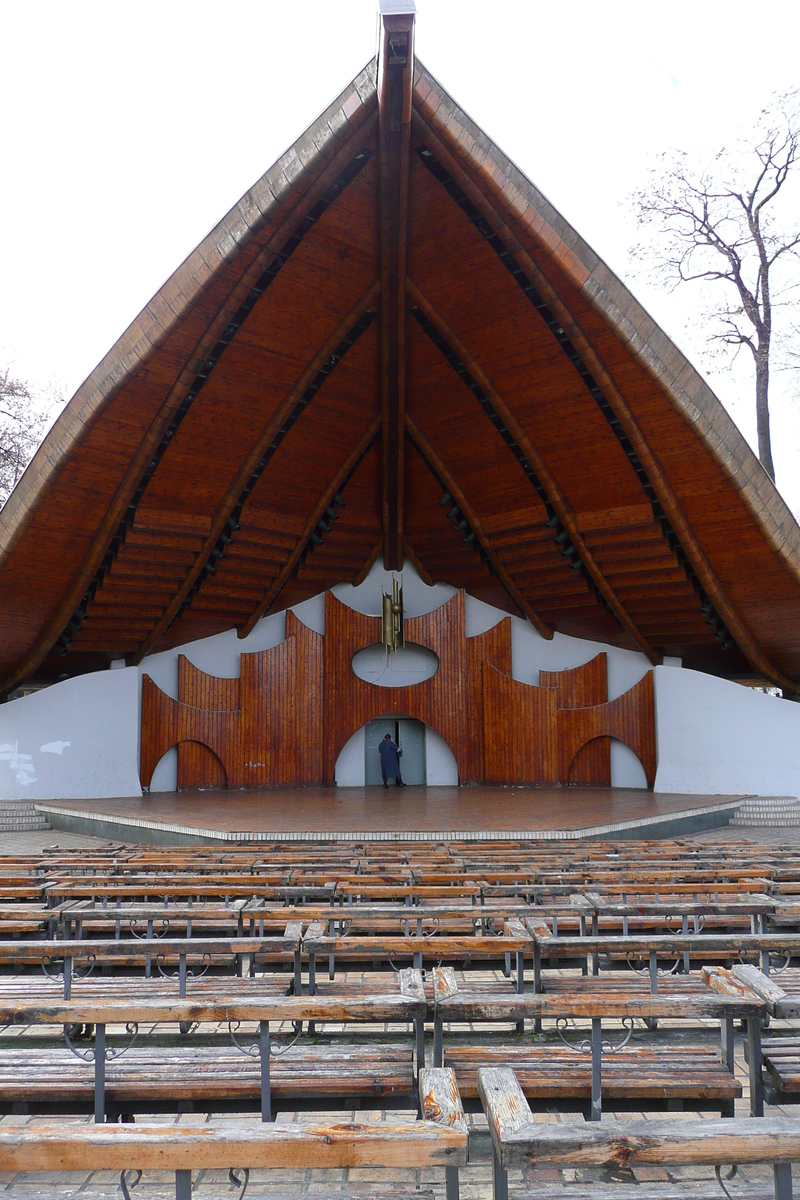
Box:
xmin=1 ymin=1067 xmax=798 ymax=1200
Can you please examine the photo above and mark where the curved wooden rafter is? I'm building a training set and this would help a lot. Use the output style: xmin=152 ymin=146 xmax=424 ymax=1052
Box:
xmin=238 ymin=414 xmax=383 ymax=638
xmin=407 ymin=281 xmax=659 ymax=664
xmin=405 ymin=415 xmax=549 ymax=638
xmin=131 ymin=280 xmax=381 ymax=663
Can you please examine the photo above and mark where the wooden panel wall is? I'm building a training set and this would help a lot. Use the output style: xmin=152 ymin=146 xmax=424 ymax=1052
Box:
xmin=322 ymin=589 xmax=469 ymax=784
xmin=143 ymin=611 xmax=323 ymax=790
xmin=540 ymin=653 xmax=610 ymax=787
xmin=482 ymin=663 xmax=558 ymax=785
xmin=140 ymin=675 xmax=240 ymax=790
xmin=141 ymin=593 xmax=656 ymax=791
xmin=465 ymin=618 xmax=512 ymax=781
xmin=177 ymin=657 xmax=240 ymax=788
xmin=557 ymin=671 xmax=656 ymax=789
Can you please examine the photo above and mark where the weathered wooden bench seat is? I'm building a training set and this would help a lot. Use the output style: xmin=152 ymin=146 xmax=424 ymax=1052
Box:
xmin=0 ymin=1036 xmax=417 ymax=1115
xmin=480 ymin=1067 xmax=798 ymax=1200
xmin=447 ymin=1040 xmax=741 ymax=1114
xmin=0 ymin=1067 xmax=467 ymax=1200
xmin=0 ymin=973 xmax=428 ymax=1120
xmin=431 ymin=969 xmax=762 ymax=1117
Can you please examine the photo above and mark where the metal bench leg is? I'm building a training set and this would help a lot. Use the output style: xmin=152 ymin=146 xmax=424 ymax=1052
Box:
xmin=721 ymin=1016 xmax=735 ymax=1098
xmin=175 ymin=1170 xmax=192 ymax=1200
xmin=775 ymin=1163 xmax=792 ymax=1199
xmin=260 ymin=1020 xmax=272 ymax=1122
xmin=591 ymin=1017 xmax=602 ymax=1122
xmin=748 ymin=1014 xmax=764 ymax=1116
xmin=492 ymin=1147 xmax=508 ymax=1200
xmin=64 ymin=955 xmax=72 ymax=1000
xmin=446 ymin=1164 xmax=460 ymax=1200
xmin=533 ymin=941 xmax=542 ymax=1033
xmin=591 ymin=912 xmax=599 ymax=976
xmin=516 ymin=950 xmax=524 ymax=1034
xmin=94 ymin=1023 xmax=105 ymax=1124
xmin=434 ymin=1018 xmax=443 ymax=1067
xmin=416 ymin=1017 xmax=425 ymax=1072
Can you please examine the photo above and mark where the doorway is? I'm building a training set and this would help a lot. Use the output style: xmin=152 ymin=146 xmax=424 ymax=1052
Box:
xmin=365 ymin=717 xmax=426 ymax=785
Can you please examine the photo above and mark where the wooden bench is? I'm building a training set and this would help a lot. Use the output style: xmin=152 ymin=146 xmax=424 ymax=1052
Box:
xmin=431 ymin=967 xmax=763 ymax=1118
xmin=0 ymin=1066 xmax=467 ymax=1200
xmin=528 ymin=928 xmax=800 ymax=986
xmin=479 ymin=1065 xmax=798 ymax=1199
xmin=0 ymin=969 xmax=428 ymax=1121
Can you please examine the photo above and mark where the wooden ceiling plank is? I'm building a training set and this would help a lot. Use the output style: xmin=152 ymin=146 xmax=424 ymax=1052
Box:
xmin=378 ymin=4 xmax=414 ymax=570
xmin=238 ymin=414 xmax=382 ymax=638
xmin=407 ymin=279 xmax=659 ymax=664
xmin=128 ymin=281 xmax=380 ymax=664
xmin=405 ymin=417 xmax=546 ymax=634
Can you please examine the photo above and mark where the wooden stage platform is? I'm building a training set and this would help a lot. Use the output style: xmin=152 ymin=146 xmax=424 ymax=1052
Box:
xmin=34 ymin=787 xmax=751 ymax=845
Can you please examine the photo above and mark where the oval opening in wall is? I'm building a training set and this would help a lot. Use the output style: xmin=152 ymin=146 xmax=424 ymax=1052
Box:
xmin=351 ymin=642 xmax=439 ymax=688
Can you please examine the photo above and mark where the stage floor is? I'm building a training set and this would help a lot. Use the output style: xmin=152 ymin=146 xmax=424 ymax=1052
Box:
xmin=35 ymin=786 xmax=752 ymax=844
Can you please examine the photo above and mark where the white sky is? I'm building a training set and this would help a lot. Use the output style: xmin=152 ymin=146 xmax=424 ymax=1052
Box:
xmin=2 ymin=0 xmax=799 ymax=508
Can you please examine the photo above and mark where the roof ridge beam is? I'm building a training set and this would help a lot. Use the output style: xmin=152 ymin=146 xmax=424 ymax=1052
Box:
xmin=378 ymin=2 xmax=415 ymax=570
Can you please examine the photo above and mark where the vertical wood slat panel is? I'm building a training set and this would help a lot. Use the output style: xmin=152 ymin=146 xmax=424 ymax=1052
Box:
xmin=322 ymin=590 xmax=470 ymax=784
xmin=140 ymin=674 xmax=239 ymax=789
xmin=556 ymin=671 xmax=656 ymax=788
xmin=481 ymin=662 xmax=558 ymax=785
xmin=465 ymin=619 xmax=511 ymax=782
xmin=541 ymin=653 xmax=610 ymax=787
xmin=177 ymin=656 xmax=240 ymax=789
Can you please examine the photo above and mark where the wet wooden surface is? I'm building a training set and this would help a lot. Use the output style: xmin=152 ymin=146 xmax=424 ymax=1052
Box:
xmin=41 ymin=786 xmax=745 ymax=836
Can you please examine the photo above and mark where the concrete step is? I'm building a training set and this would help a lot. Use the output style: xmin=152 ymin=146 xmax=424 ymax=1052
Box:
xmin=0 ymin=804 xmax=50 ymax=831
xmin=731 ymin=797 xmax=800 ymax=827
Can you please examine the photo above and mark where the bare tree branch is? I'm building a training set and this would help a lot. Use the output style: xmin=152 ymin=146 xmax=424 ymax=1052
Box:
xmin=628 ymin=87 xmax=800 ymax=481
xmin=0 ymin=367 xmax=60 ymax=508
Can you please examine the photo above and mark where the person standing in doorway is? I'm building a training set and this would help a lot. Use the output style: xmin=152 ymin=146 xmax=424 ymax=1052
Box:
xmin=379 ymin=732 xmax=405 ymax=788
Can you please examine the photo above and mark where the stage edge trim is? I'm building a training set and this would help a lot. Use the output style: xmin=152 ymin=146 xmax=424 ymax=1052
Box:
xmin=34 ymin=798 xmax=753 ymax=844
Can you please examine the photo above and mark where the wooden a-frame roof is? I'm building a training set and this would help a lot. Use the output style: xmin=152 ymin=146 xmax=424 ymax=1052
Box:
xmin=2 ymin=2 xmax=800 ymax=697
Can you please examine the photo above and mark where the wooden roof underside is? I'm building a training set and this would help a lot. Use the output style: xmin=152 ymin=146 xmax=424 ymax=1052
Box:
xmin=3 ymin=21 xmax=800 ymax=696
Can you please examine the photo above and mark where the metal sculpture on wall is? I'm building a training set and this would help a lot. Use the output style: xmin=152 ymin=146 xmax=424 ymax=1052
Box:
xmin=140 ymin=591 xmax=656 ymax=790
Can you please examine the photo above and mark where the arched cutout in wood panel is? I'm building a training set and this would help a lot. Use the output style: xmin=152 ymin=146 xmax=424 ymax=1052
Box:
xmin=557 ymin=672 xmax=656 ymax=789
xmin=177 ymin=739 xmax=227 ymax=790
xmin=541 ymin=654 xmax=610 ymax=786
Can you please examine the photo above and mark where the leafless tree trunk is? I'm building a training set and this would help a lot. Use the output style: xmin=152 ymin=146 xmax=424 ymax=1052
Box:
xmin=629 ymin=89 xmax=800 ymax=482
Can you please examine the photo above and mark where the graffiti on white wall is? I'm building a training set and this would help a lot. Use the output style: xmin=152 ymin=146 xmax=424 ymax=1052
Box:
xmin=0 ymin=741 xmax=36 ymax=786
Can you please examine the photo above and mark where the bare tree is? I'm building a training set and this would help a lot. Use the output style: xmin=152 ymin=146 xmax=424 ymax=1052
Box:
xmin=629 ymin=89 xmax=800 ymax=481
xmin=0 ymin=367 xmax=50 ymax=508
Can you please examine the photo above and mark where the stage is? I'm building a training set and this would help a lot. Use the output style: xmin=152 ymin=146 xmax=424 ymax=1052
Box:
xmin=34 ymin=786 xmax=752 ymax=845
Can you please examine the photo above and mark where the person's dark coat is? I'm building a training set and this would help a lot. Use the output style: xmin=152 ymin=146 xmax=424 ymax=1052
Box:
xmin=378 ymin=738 xmax=402 ymax=779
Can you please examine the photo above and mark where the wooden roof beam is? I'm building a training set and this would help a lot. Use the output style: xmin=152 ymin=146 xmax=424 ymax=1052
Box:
xmin=130 ymin=281 xmax=379 ymax=663
xmin=408 ymin=281 xmax=660 ymax=665
xmin=405 ymin=416 xmax=550 ymax=637
xmin=378 ymin=0 xmax=415 ymax=571
xmin=237 ymin=415 xmax=381 ymax=638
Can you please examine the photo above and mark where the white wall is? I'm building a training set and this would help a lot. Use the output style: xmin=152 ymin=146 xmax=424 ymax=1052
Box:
xmin=335 ymin=726 xmax=366 ymax=786
xmin=654 ymin=665 xmax=800 ymax=797
xmin=0 ymin=667 xmax=141 ymax=799
xmin=426 ymin=726 xmax=459 ymax=785
xmin=352 ymin=641 xmax=439 ymax=687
